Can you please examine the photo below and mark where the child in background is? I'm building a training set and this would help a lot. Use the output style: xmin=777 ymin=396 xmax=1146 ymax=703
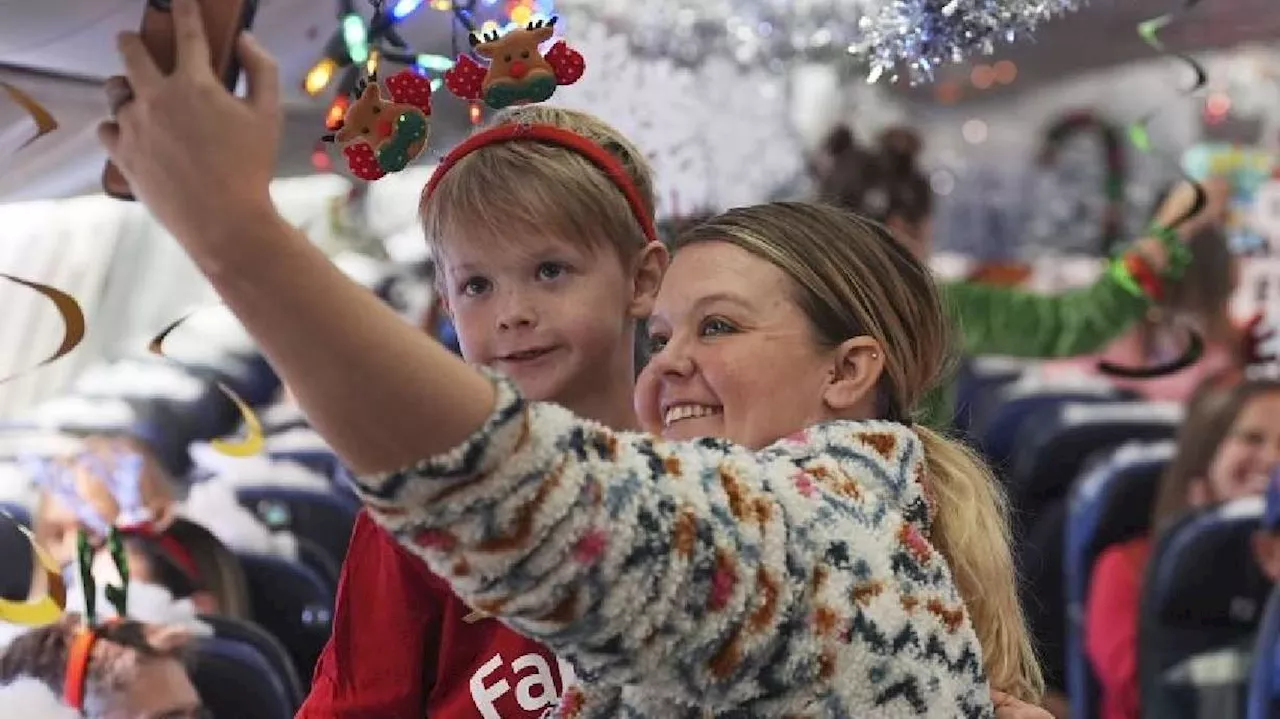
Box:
xmin=298 ymin=105 xmax=667 ymax=719
xmin=1087 ymin=373 xmax=1280 ymax=719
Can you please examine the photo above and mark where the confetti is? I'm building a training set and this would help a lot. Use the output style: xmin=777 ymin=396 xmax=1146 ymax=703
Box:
xmin=0 ymin=275 xmax=85 ymax=384
xmin=0 ymin=82 xmax=58 ymax=152
xmin=148 ymin=309 xmax=264 ymax=458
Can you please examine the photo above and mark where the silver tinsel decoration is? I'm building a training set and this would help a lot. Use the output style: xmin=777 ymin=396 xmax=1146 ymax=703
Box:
xmin=859 ymin=0 xmax=1083 ymax=84
xmin=553 ymin=0 xmax=1083 ymax=83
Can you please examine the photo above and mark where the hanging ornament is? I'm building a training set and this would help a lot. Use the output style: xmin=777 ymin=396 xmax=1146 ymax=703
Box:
xmin=322 ymin=69 xmax=434 ymax=182
xmin=443 ymin=17 xmax=585 ymax=110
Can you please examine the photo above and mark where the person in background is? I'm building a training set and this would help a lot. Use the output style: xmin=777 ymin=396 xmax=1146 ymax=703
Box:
xmin=32 ymin=437 xmax=175 ymax=571
xmin=1039 ymin=186 xmax=1242 ymax=401
xmin=1086 ymin=373 xmax=1280 ymax=719
xmin=812 ymin=124 xmax=1229 ymax=429
xmin=0 ymin=615 xmax=203 ymax=719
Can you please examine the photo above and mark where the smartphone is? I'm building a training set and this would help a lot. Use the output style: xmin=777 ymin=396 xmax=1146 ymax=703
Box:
xmin=103 ymin=0 xmax=259 ymax=201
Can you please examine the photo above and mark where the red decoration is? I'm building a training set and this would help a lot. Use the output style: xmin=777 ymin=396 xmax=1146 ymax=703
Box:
xmin=444 ymin=18 xmax=585 ymax=110
xmin=545 ymin=40 xmax=585 ymax=85
xmin=322 ymin=69 xmax=434 ymax=182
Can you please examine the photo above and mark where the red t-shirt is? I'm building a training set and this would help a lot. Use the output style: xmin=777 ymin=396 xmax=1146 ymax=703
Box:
xmin=1085 ymin=535 xmax=1152 ymax=719
xmin=298 ymin=511 xmax=575 ymax=719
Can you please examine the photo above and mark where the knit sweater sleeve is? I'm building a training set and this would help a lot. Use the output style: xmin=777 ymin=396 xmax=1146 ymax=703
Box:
xmin=941 ymin=272 xmax=1149 ymax=358
xmin=352 ymin=373 xmax=992 ymax=715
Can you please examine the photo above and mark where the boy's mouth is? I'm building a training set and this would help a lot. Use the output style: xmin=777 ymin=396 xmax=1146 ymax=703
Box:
xmin=498 ymin=347 xmax=557 ymax=363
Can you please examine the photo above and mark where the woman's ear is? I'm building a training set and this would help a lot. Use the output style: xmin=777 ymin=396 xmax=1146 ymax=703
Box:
xmin=822 ymin=336 xmax=886 ymax=416
xmin=629 ymin=242 xmax=669 ymax=319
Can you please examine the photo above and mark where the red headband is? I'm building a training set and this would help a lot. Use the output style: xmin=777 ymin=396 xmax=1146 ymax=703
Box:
xmin=64 ymin=622 xmax=112 ymax=709
xmin=423 ymin=124 xmax=660 ymax=246
xmin=116 ymin=523 xmax=201 ymax=584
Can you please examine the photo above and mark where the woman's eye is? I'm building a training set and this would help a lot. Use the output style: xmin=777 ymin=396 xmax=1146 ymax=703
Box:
xmin=460 ymin=277 xmax=491 ymax=297
xmin=536 ymin=262 xmax=567 ymax=281
xmin=699 ymin=317 xmax=736 ymax=337
xmin=646 ymin=334 xmax=669 ymax=354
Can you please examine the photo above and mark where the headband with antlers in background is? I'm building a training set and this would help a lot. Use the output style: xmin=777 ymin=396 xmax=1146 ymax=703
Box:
xmin=444 ymin=17 xmax=585 ymax=110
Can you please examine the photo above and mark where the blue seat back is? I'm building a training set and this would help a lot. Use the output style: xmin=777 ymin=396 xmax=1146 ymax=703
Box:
xmin=952 ymin=357 xmax=1026 ymax=432
xmin=1247 ymin=586 xmax=1280 ymax=719
xmin=1065 ymin=440 xmax=1175 ymax=719
xmin=977 ymin=385 xmax=1123 ymax=471
xmin=236 ymin=552 xmax=334 ymax=682
xmin=191 ymin=635 xmax=295 ymax=719
xmin=0 ymin=513 xmax=33 ymax=601
xmin=1009 ymin=401 xmax=1182 ymax=532
xmin=0 ymin=501 xmax=30 ymax=528
xmin=235 ymin=486 xmax=358 ymax=570
xmin=200 ymin=615 xmax=304 ymax=711
xmin=1140 ymin=498 xmax=1270 ymax=719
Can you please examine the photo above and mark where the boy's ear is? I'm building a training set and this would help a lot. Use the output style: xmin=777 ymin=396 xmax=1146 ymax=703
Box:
xmin=629 ymin=242 xmax=668 ymax=319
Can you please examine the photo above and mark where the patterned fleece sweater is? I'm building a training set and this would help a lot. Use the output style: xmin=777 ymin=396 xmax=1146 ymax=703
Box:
xmin=351 ymin=374 xmax=995 ymax=718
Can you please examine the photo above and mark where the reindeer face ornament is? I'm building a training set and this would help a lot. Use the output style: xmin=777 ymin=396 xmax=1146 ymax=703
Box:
xmin=324 ymin=69 xmax=434 ymax=182
xmin=444 ymin=17 xmax=585 ymax=110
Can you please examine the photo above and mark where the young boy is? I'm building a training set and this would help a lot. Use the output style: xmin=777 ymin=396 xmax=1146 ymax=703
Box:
xmin=297 ymin=105 xmax=666 ymax=719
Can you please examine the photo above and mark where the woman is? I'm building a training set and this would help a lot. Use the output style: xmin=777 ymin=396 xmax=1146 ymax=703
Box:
xmin=813 ymin=125 xmax=1227 ymax=427
xmin=1086 ymin=373 xmax=1280 ymax=719
xmin=96 ymin=3 xmax=1046 ymax=714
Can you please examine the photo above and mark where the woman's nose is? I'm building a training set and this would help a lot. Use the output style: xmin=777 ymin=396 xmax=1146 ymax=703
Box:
xmin=652 ymin=341 xmax=694 ymax=377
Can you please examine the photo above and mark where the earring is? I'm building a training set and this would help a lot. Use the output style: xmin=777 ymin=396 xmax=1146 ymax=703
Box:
xmin=871 ymin=352 xmax=880 ymax=359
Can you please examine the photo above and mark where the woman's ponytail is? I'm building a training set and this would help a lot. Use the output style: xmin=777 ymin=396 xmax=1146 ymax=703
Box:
xmin=914 ymin=425 xmax=1045 ymax=703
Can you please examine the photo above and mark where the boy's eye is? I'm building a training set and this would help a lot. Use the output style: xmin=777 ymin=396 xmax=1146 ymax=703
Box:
xmin=460 ymin=277 xmax=491 ymax=297
xmin=699 ymin=317 xmax=737 ymax=337
xmin=535 ymin=262 xmax=568 ymax=281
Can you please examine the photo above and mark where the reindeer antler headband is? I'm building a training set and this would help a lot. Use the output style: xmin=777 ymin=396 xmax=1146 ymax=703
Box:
xmin=423 ymin=124 xmax=660 ymax=247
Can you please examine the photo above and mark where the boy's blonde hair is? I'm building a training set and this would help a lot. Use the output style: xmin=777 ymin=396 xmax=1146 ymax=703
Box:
xmin=678 ymin=202 xmax=1045 ymax=702
xmin=419 ymin=106 xmax=655 ymax=262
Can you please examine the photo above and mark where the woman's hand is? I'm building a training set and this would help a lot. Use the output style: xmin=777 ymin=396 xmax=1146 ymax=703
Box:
xmin=98 ymin=0 xmax=282 ymax=253
xmin=992 ymin=690 xmax=1053 ymax=719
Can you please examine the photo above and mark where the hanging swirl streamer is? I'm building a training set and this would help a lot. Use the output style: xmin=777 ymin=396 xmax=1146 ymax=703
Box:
xmin=1037 ymin=110 xmax=1128 ymax=256
xmin=0 ymin=275 xmax=85 ymax=384
xmin=1 ymin=82 xmax=58 ymax=152
xmin=1098 ymin=0 xmax=1209 ymax=381
xmin=148 ymin=310 xmax=264 ymax=458
xmin=0 ymin=510 xmax=66 ymax=626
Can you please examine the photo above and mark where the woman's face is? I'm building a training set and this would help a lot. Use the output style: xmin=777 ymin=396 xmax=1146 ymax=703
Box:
xmin=635 ymin=241 xmax=863 ymax=449
xmin=1200 ymin=391 xmax=1280 ymax=505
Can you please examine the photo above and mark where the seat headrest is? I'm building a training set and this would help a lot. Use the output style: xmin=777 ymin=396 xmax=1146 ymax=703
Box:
xmin=1060 ymin=401 xmax=1184 ymax=428
xmin=1002 ymin=377 xmax=1119 ymax=401
xmin=1076 ymin=440 xmax=1177 ymax=502
xmin=1149 ymin=497 xmax=1270 ymax=629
